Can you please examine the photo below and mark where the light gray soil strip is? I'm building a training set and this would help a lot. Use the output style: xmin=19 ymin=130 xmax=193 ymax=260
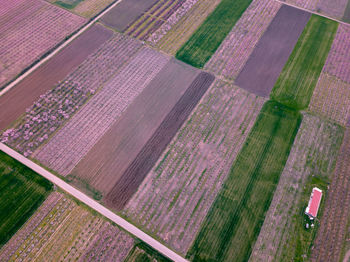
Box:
xmin=71 ymin=59 xmax=198 ymax=195
xmin=100 ymin=0 xmax=159 ymax=32
xmin=235 ymin=5 xmax=311 ymax=97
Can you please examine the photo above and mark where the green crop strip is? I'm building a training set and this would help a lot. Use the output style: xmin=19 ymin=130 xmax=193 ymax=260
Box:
xmin=175 ymin=0 xmax=253 ymax=68
xmin=55 ymin=0 xmax=85 ymax=9
xmin=187 ymin=101 xmax=302 ymax=262
xmin=271 ymin=15 xmax=338 ymax=110
xmin=0 ymin=151 xmax=52 ymax=246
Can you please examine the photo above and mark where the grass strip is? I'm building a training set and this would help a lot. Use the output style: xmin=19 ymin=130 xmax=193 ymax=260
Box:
xmin=187 ymin=100 xmax=302 ymax=262
xmin=271 ymin=15 xmax=338 ymax=110
xmin=175 ymin=0 xmax=253 ymax=68
xmin=0 ymin=150 xmax=52 ymax=246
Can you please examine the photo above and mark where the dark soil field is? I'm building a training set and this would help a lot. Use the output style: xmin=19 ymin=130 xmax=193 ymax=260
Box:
xmin=235 ymin=5 xmax=310 ymax=97
xmin=310 ymin=128 xmax=350 ymax=262
xmin=100 ymin=0 xmax=158 ymax=32
xmin=343 ymin=0 xmax=350 ymax=22
xmin=105 ymin=72 xmax=215 ymax=210
xmin=0 ymin=24 xmax=113 ymax=131
xmin=71 ymin=59 xmax=198 ymax=196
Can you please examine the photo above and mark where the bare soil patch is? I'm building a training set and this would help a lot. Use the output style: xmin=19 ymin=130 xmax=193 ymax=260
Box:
xmin=235 ymin=5 xmax=310 ymax=97
xmin=0 ymin=24 xmax=112 ymax=131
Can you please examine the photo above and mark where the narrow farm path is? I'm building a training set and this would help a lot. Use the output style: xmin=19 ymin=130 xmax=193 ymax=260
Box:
xmin=0 ymin=143 xmax=188 ymax=262
xmin=273 ymin=0 xmax=349 ymax=26
xmin=0 ymin=0 xmax=124 ymax=97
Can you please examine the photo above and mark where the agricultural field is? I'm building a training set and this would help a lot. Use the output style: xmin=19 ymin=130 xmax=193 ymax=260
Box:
xmin=105 ymin=72 xmax=215 ymax=210
xmin=35 ymin=47 xmax=168 ymax=177
xmin=68 ymin=59 xmax=207 ymax=208
xmin=271 ymin=15 xmax=338 ymax=110
xmin=0 ymin=150 xmax=52 ymax=247
xmin=0 ymin=192 xmax=135 ymax=261
xmin=310 ymin=127 xmax=350 ymax=262
xmin=0 ymin=0 xmax=86 ymax=89
xmin=250 ymin=114 xmax=344 ymax=261
xmin=124 ymin=80 xmax=265 ymax=254
xmin=187 ymin=101 xmax=302 ymax=262
xmin=125 ymin=243 xmax=171 ymax=262
xmin=100 ymin=0 xmax=158 ymax=32
xmin=0 ymin=24 xmax=113 ymax=131
xmin=176 ymin=0 xmax=254 ymax=68
xmin=204 ymin=0 xmax=281 ymax=81
xmin=235 ymin=5 xmax=310 ymax=97
xmin=1 ymin=33 xmax=143 ymax=157
xmin=309 ymin=24 xmax=350 ymax=126
xmin=149 ymin=0 xmax=221 ymax=55
xmin=124 ymin=0 xmax=187 ymax=41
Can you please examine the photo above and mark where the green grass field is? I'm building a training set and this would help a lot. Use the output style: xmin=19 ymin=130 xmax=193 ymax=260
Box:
xmin=0 ymin=151 xmax=52 ymax=246
xmin=187 ymin=101 xmax=302 ymax=262
xmin=271 ymin=15 xmax=338 ymax=110
xmin=175 ymin=0 xmax=253 ymax=68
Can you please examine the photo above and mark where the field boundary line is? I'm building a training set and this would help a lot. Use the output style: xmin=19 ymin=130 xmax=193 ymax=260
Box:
xmin=0 ymin=0 xmax=124 ymax=97
xmin=273 ymin=0 xmax=350 ymax=25
xmin=0 ymin=143 xmax=188 ymax=262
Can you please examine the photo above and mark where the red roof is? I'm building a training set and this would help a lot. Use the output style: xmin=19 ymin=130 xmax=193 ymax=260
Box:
xmin=305 ymin=187 xmax=322 ymax=218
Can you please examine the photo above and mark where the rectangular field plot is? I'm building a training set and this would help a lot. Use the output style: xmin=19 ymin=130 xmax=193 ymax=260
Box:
xmin=0 ymin=24 xmax=113 ymax=132
xmin=123 ymin=80 xmax=265 ymax=254
xmin=69 ymin=59 xmax=201 ymax=205
xmin=310 ymin=127 xmax=350 ymax=262
xmin=250 ymin=114 xmax=344 ymax=261
xmin=235 ymin=5 xmax=310 ymax=97
xmin=271 ymin=15 xmax=338 ymax=110
xmin=35 ymin=47 xmax=168 ymax=177
xmin=1 ymin=33 xmax=142 ymax=157
xmin=204 ymin=0 xmax=281 ymax=81
xmin=124 ymin=0 xmax=187 ymax=41
xmin=105 ymin=72 xmax=215 ymax=210
xmin=0 ymin=192 xmax=135 ymax=261
xmin=309 ymin=73 xmax=350 ymax=126
xmin=149 ymin=0 xmax=221 ymax=55
xmin=0 ymin=151 xmax=52 ymax=247
xmin=0 ymin=0 xmax=86 ymax=90
xmin=100 ymin=0 xmax=158 ymax=32
xmin=175 ymin=0 xmax=253 ymax=68
xmin=187 ymin=101 xmax=302 ymax=262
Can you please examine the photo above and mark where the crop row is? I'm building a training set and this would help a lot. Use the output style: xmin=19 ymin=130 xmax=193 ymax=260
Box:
xmin=1 ymin=33 xmax=143 ymax=157
xmin=147 ymin=0 xmax=199 ymax=45
xmin=310 ymin=127 xmax=350 ymax=261
xmin=0 ymin=193 xmax=135 ymax=261
xmin=125 ymin=0 xmax=186 ymax=41
xmin=204 ymin=0 xmax=281 ymax=81
xmin=316 ymin=0 xmax=349 ymax=19
xmin=0 ymin=151 xmax=52 ymax=247
xmin=187 ymin=101 xmax=302 ymax=262
xmin=0 ymin=0 xmax=85 ymax=88
xmin=153 ymin=0 xmax=221 ymax=55
xmin=271 ymin=15 xmax=338 ymax=110
xmin=309 ymin=73 xmax=350 ymax=126
xmin=35 ymin=48 xmax=169 ymax=176
xmin=322 ymin=24 xmax=350 ymax=84
xmin=124 ymin=80 xmax=265 ymax=254
xmin=250 ymin=113 xmax=344 ymax=261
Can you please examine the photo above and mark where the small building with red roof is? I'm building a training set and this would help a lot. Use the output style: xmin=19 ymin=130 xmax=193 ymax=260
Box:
xmin=305 ymin=187 xmax=323 ymax=219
